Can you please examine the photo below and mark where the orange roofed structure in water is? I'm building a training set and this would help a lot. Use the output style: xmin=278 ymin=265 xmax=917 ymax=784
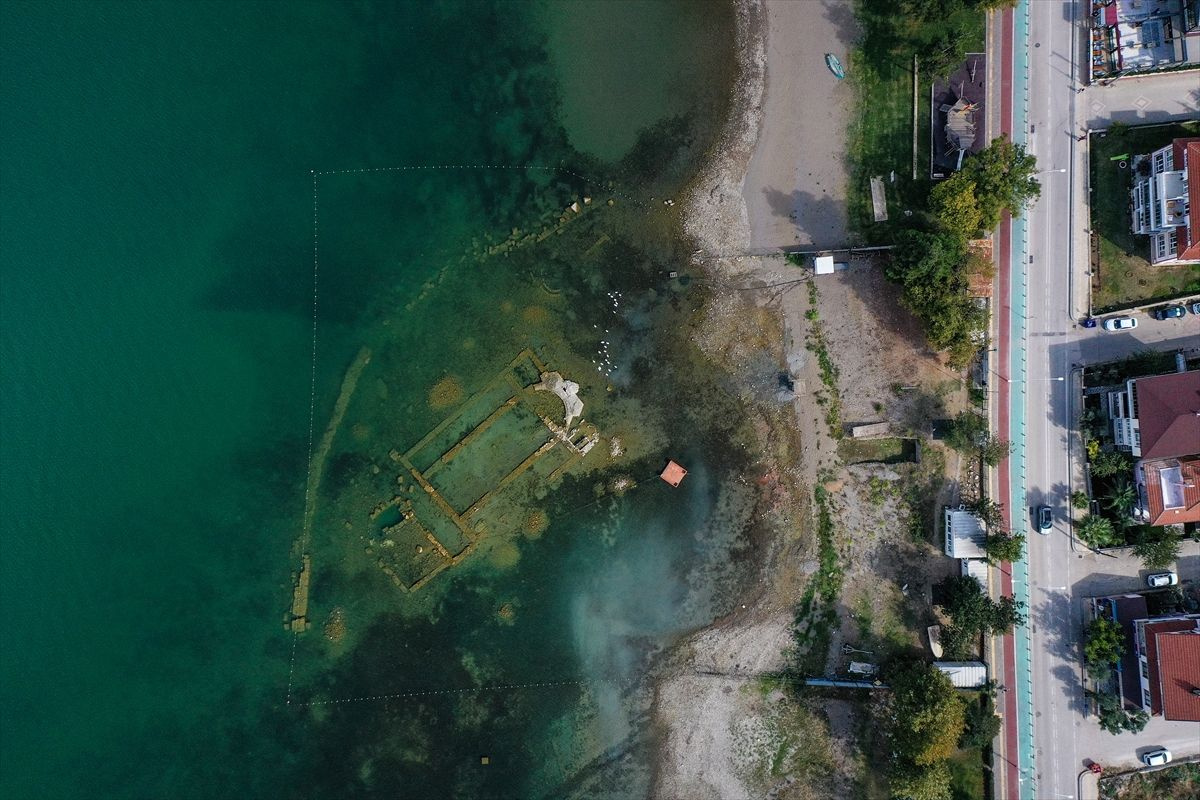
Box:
xmin=660 ymin=460 xmax=687 ymax=487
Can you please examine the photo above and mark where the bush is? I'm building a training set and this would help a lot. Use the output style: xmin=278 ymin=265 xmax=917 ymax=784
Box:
xmin=1133 ymin=530 xmax=1180 ymax=570
xmin=946 ymin=411 xmax=988 ymax=452
xmin=960 ymin=696 xmax=1002 ymax=750
xmin=1090 ymin=449 xmax=1131 ymax=479
xmin=1083 ymin=617 xmax=1124 ymax=680
xmin=1088 ymin=690 xmax=1148 ymax=735
xmin=1070 ymin=490 xmax=1089 ymax=510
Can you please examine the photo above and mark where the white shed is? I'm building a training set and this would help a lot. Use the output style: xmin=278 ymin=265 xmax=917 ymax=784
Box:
xmin=944 ymin=507 xmax=986 ymax=559
xmin=961 ymin=558 xmax=988 ymax=587
xmin=814 ymin=255 xmax=835 ymax=275
xmin=934 ymin=661 xmax=988 ymax=688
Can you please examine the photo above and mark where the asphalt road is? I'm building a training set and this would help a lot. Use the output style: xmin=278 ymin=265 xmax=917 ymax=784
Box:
xmin=1020 ymin=3 xmax=1200 ymax=798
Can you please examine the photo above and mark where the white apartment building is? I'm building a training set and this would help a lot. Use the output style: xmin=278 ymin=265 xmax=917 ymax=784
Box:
xmin=1129 ymin=137 xmax=1200 ymax=265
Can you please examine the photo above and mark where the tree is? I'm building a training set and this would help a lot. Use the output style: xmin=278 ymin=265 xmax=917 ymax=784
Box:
xmin=964 ymin=496 xmax=1005 ymax=530
xmin=1104 ymin=477 xmax=1136 ymax=516
xmin=1077 ymin=514 xmax=1121 ymax=549
xmin=939 ymin=575 xmax=1027 ymax=637
xmin=979 ymin=434 xmax=1013 ymax=467
xmin=984 ymin=532 xmax=1025 ymax=564
xmin=885 ymin=231 xmax=989 ymax=366
xmin=1070 ymin=490 xmax=1090 ymax=510
xmin=930 ymin=173 xmax=983 ymax=239
xmin=1133 ymin=530 xmax=1180 ymax=570
xmin=946 ymin=411 xmax=988 ymax=453
xmin=889 ymin=759 xmax=953 ymax=800
xmin=1090 ymin=449 xmax=1131 ymax=479
xmin=888 ymin=661 xmax=967 ymax=766
xmin=960 ymin=696 xmax=1002 ymax=749
xmin=1088 ymin=690 xmax=1149 ymax=735
xmin=990 ymin=595 xmax=1025 ymax=634
xmin=1083 ymin=617 xmax=1124 ymax=680
xmin=959 ymin=135 xmax=1041 ymax=229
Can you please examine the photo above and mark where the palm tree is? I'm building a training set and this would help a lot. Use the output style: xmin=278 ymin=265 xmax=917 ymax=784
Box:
xmin=1104 ymin=478 xmax=1136 ymax=517
xmin=1078 ymin=514 xmax=1119 ymax=549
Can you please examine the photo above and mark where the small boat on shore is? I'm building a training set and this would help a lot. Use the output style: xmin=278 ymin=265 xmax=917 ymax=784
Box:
xmin=825 ymin=53 xmax=845 ymax=80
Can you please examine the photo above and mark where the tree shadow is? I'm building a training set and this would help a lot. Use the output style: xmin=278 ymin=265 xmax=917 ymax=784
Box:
xmin=820 ymin=0 xmax=861 ymax=49
xmin=760 ymin=186 xmax=850 ymax=251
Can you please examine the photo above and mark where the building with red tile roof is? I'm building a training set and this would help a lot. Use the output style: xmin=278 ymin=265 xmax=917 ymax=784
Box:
xmin=1134 ymin=616 xmax=1200 ymax=721
xmin=1107 ymin=369 xmax=1200 ymax=526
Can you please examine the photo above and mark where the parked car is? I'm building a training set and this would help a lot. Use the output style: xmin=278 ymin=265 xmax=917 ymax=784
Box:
xmin=1102 ymin=316 xmax=1137 ymax=331
xmin=1190 ymin=302 xmax=1200 ymax=315
xmin=1146 ymin=572 xmax=1178 ymax=588
xmin=1151 ymin=305 xmax=1186 ymax=320
xmin=1141 ymin=748 xmax=1172 ymax=767
xmin=1035 ymin=505 xmax=1053 ymax=533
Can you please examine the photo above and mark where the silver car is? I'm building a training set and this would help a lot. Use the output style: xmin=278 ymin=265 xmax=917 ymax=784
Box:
xmin=1146 ymin=572 xmax=1178 ymax=587
xmin=1141 ymin=748 xmax=1171 ymax=767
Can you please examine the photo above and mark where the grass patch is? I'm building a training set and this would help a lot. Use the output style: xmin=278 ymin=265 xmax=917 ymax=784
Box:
xmin=904 ymin=445 xmax=947 ymax=543
xmin=947 ymin=746 xmax=986 ymax=800
xmin=846 ymin=6 xmax=984 ymax=242
xmin=789 ymin=485 xmax=845 ymax=676
xmin=806 ymin=282 xmax=844 ymax=439
xmin=851 ymin=584 xmax=919 ymax=664
xmin=837 ymin=436 xmax=918 ymax=465
xmin=1089 ymin=120 xmax=1200 ymax=312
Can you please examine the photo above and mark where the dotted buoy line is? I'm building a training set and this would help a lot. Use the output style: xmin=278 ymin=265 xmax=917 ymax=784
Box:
xmin=297 ymin=679 xmax=590 ymax=708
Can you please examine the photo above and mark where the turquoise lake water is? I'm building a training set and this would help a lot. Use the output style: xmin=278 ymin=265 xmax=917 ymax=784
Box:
xmin=0 ymin=2 xmax=755 ymax=797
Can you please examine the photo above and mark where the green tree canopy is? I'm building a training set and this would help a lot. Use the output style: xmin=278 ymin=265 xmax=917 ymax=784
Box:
xmin=959 ymin=135 xmax=1041 ymax=229
xmin=1083 ymin=617 xmax=1125 ymax=679
xmin=991 ymin=596 xmax=1025 ymax=634
xmin=1077 ymin=514 xmax=1120 ymax=549
xmin=984 ymin=532 xmax=1025 ymax=564
xmin=930 ymin=173 xmax=984 ymax=239
xmin=964 ymin=496 xmax=1005 ymax=530
xmin=938 ymin=575 xmax=1027 ymax=636
xmin=946 ymin=411 xmax=988 ymax=452
xmin=885 ymin=231 xmax=988 ymax=367
xmin=1133 ymin=530 xmax=1180 ymax=570
xmin=888 ymin=661 xmax=966 ymax=767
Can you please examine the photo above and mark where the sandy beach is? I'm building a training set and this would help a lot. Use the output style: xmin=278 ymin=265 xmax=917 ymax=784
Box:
xmin=741 ymin=0 xmax=859 ymax=254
